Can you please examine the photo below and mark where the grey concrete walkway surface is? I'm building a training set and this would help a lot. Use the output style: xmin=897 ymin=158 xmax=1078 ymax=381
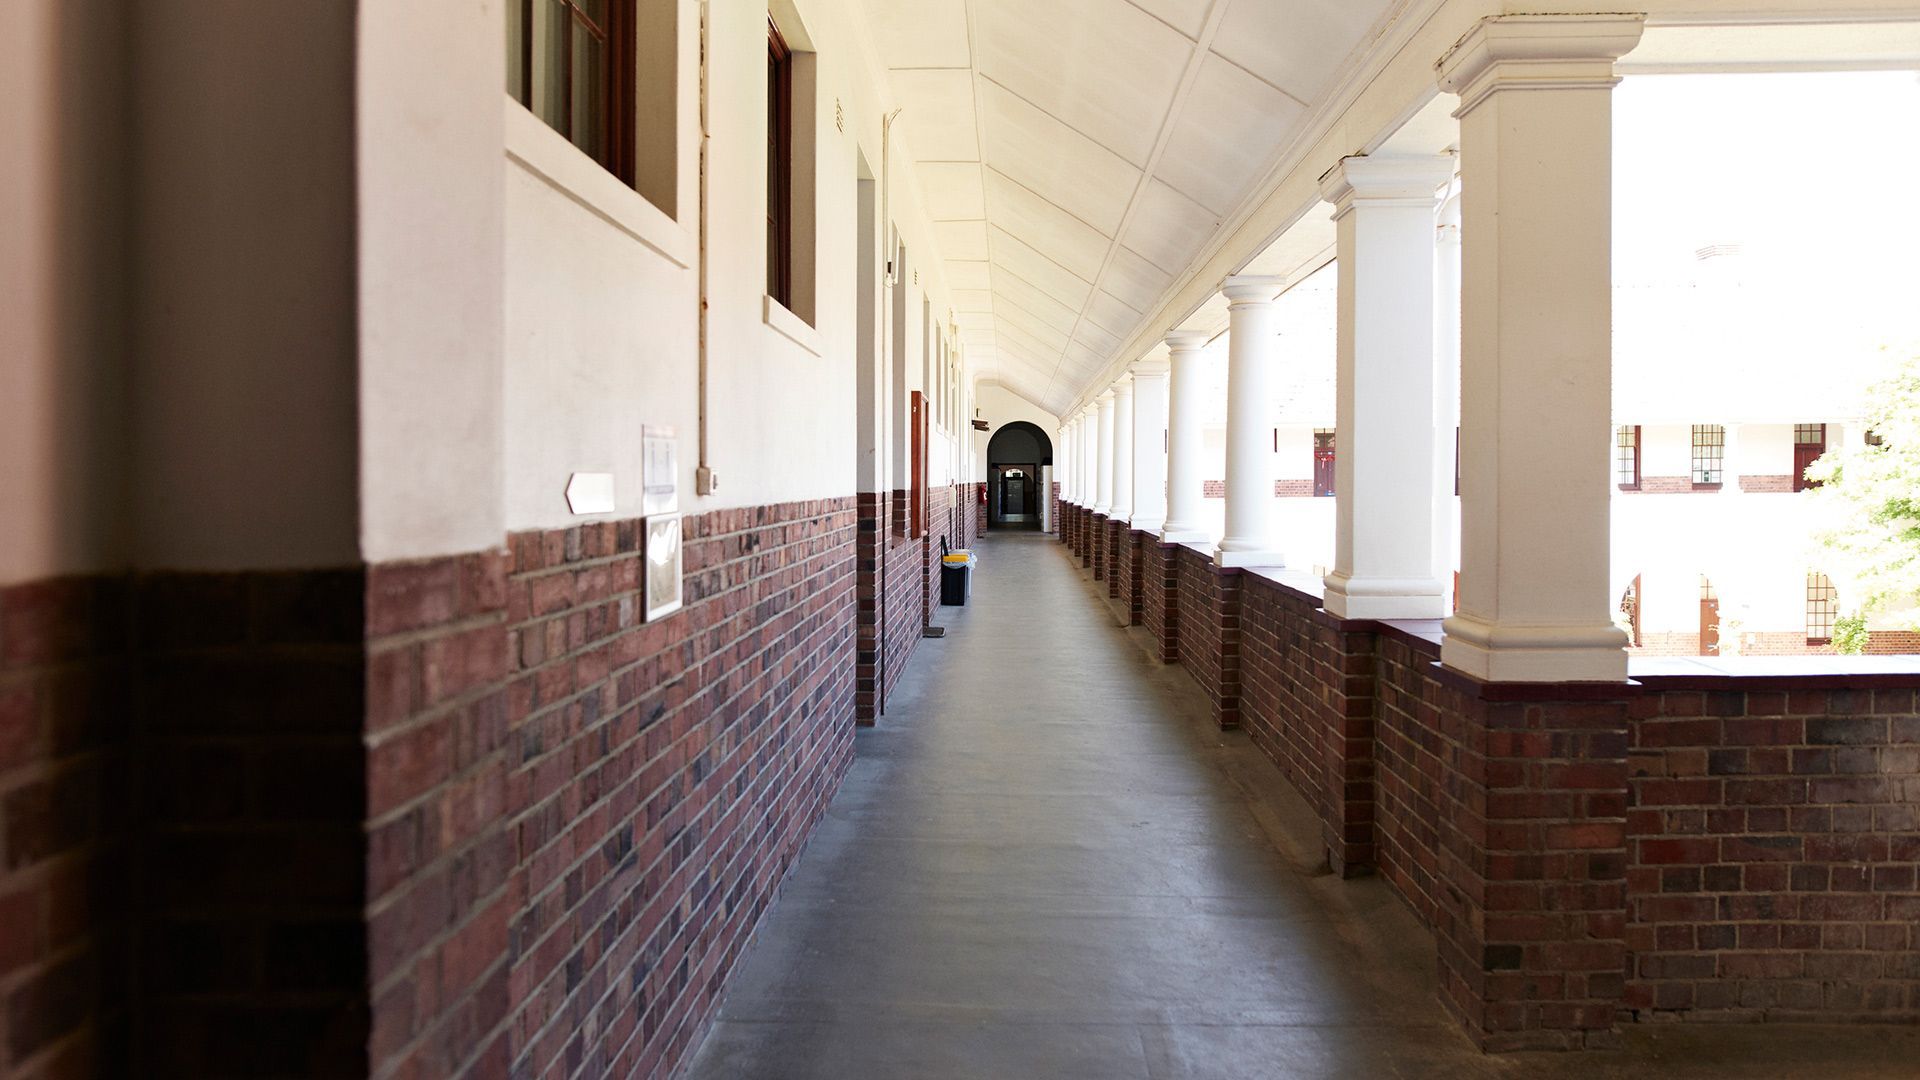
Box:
xmin=683 ymin=532 xmax=1918 ymax=1079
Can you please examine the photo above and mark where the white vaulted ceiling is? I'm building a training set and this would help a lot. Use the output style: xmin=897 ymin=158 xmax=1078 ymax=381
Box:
xmin=866 ymin=0 xmax=1399 ymax=415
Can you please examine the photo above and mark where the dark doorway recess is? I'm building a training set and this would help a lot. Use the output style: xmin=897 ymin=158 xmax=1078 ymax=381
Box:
xmin=986 ymin=421 xmax=1052 ymax=531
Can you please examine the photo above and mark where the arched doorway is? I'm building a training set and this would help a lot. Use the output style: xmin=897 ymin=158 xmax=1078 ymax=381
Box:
xmin=986 ymin=421 xmax=1052 ymax=531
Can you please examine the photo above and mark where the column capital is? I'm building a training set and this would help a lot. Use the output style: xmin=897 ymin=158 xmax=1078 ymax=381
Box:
xmin=1436 ymin=14 xmax=1646 ymax=116
xmin=1096 ymin=388 xmax=1116 ymax=405
xmin=1319 ymin=154 xmax=1455 ymax=216
xmin=1220 ymin=274 xmax=1285 ymax=306
xmin=1164 ymin=330 xmax=1210 ymax=352
xmin=1128 ymin=357 xmax=1170 ymax=377
xmin=1113 ymin=373 xmax=1135 ymax=392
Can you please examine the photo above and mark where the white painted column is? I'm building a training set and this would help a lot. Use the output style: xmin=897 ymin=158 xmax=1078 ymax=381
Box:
xmin=1161 ymin=332 xmax=1210 ymax=543
xmin=1320 ymin=155 xmax=1455 ymax=619
xmin=1130 ymin=358 xmax=1170 ymax=534
xmin=1095 ymin=390 xmax=1116 ymax=516
xmin=1082 ymin=406 xmax=1098 ymax=509
xmin=1437 ymin=14 xmax=1644 ymax=682
xmin=1215 ymin=275 xmax=1286 ymax=568
xmin=1111 ymin=376 xmax=1135 ymax=523
xmin=1061 ymin=418 xmax=1076 ymax=504
xmin=1434 ymin=190 xmax=1462 ymax=614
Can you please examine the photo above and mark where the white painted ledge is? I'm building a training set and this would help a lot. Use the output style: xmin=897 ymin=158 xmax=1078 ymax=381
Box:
xmin=504 ymin=96 xmax=693 ymax=269
xmin=763 ymin=295 xmax=823 ymax=356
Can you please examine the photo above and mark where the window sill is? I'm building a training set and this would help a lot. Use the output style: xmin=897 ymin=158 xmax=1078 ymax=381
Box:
xmin=503 ymin=96 xmax=693 ymax=269
xmin=763 ymin=294 xmax=822 ymax=356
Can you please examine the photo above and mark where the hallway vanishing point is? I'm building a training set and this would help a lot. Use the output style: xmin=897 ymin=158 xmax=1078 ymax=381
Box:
xmin=685 ymin=533 xmax=1920 ymax=1079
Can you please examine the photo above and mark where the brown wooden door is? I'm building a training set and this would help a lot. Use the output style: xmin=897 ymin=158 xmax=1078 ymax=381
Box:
xmin=1793 ymin=444 xmax=1823 ymax=491
xmin=910 ymin=391 xmax=926 ymax=537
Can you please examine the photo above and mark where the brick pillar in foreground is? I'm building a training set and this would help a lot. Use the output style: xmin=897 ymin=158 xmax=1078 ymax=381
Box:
xmin=1430 ymin=675 xmax=1631 ymax=1051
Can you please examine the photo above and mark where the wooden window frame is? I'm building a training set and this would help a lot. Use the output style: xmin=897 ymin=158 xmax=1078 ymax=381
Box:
xmin=510 ymin=0 xmax=637 ymax=184
xmin=1806 ymin=570 xmax=1837 ymax=645
xmin=1616 ymin=424 xmax=1641 ymax=491
xmin=766 ymin=18 xmax=795 ymax=309
xmin=1690 ymin=424 xmax=1725 ymax=489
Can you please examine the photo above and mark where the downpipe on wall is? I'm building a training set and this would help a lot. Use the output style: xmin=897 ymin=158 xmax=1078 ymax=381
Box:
xmin=695 ymin=0 xmax=717 ymax=495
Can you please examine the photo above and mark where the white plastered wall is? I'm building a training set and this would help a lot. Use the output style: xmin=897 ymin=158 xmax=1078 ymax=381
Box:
xmin=128 ymin=3 xmax=364 ymax=572
xmin=972 ymin=382 xmax=1062 ymax=481
xmin=488 ymin=0 xmax=977 ymax=539
xmin=0 ymin=0 xmax=127 ymax=585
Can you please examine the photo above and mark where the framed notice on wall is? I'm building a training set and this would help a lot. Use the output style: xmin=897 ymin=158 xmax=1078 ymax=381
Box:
xmin=643 ymin=513 xmax=683 ymax=621
xmin=643 ymin=425 xmax=678 ymax=516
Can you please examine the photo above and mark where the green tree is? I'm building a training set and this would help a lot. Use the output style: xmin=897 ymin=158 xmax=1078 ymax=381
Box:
xmin=1808 ymin=349 xmax=1920 ymax=623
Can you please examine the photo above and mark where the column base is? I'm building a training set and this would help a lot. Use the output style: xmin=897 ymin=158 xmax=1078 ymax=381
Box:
xmin=1214 ymin=547 xmax=1284 ymax=570
xmin=1322 ymin=572 xmax=1445 ymax=620
xmin=1129 ymin=517 xmax=1164 ymax=535
xmin=1159 ymin=526 xmax=1208 ymax=544
xmin=1440 ymin=612 xmax=1629 ymax=682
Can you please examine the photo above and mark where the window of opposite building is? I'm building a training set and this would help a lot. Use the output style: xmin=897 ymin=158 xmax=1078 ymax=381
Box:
xmin=1807 ymin=571 xmax=1838 ymax=645
xmin=1616 ymin=425 xmax=1641 ymax=490
xmin=1312 ymin=429 xmax=1335 ymax=497
xmin=1690 ymin=424 xmax=1725 ymax=488
xmin=1794 ymin=423 xmax=1827 ymax=491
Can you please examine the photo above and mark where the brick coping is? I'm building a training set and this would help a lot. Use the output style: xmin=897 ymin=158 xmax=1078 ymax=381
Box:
xmin=1227 ymin=567 xmax=1920 ymax=692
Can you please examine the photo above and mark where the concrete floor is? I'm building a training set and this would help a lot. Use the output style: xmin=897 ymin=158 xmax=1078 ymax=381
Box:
xmin=683 ymin=531 xmax=1919 ymax=1079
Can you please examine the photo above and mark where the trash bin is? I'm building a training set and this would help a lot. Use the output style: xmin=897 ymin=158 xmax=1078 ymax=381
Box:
xmin=940 ymin=550 xmax=974 ymax=606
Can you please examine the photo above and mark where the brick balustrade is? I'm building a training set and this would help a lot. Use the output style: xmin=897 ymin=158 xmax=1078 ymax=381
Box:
xmin=1061 ymin=539 xmax=1920 ymax=1050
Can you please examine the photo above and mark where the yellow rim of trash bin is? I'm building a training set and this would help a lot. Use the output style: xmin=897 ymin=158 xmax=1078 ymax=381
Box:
xmin=942 ymin=554 xmax=971 ymax=565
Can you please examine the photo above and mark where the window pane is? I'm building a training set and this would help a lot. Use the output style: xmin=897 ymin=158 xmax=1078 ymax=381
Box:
xmin=533 ymin=0 xmax=569 ymax=132
xmin=571 ymin=20 xmax=606 ymax=163
xmin=507 ymin=0 xmax=526 ymax=103
xmin=576 ymin=0 xmax=608 ymax=27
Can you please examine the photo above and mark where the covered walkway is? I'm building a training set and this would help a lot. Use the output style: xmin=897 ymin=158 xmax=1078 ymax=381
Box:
xmin=687 ymin=534 xmax=1920 ymax=1078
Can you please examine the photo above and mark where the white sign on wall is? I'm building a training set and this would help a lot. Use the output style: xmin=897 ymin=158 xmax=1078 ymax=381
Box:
xmin=643 ymin=425 xmax=678 ymax=516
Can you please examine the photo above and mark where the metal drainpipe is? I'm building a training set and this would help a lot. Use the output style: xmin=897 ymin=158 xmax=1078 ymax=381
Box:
xmin=875 ymin=107 xmax=901 ymax=710
xmin=695 ymin=0 xmax=715 ymax=495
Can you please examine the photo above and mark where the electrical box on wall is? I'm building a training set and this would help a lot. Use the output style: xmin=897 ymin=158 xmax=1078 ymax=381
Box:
xmin=696 ymin=466 xmax=719 ymax=495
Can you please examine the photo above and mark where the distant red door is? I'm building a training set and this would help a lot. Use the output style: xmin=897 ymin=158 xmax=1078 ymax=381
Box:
xmin=1793 ymin=423 xmax=1826 ymax=492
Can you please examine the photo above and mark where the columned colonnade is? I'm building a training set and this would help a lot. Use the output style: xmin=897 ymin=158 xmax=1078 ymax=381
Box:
xmin=1061 ymin=13 xmax=1644 ymax=685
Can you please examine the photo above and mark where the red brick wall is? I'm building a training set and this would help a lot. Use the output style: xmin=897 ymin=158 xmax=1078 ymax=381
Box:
xmin=1 ymin=576 xmax=130 ymax=1080
xmin=1367 ymin=634 xmax=1634 ymax=1050
xmin=1129 ymin=554 xmax=1920 ymax=1050
xmin=1239 ymin=577 xmax=1377 ymax=875
xmin=1139 ymin=540 xmax=1178 ymax=663
xmin=1105 ymin=520 xmax=1124 ymax=600
xmin=142 ymin=569 xmax=373 ymax=1076
xmin=881 ymin=527 xmax=922 ymax=710
xmin=1373 ymin=629 xmax=1447 ymax=928
xmin=1633 ymin=476 xmax=1709 ymax=494
xmin=855 ymin=493 xmax=886 ymax=721
xmin=365 ymin=498 xmax=857 ymax=1079
xmin=1116 ymin=530 xmax=1144 ymax=626
xmin=1625 ymin=682 xmax=1920 ymax=1022
xmin=1090 ymin=514 xmax=1108 ymax=582
xmin=1049 ymin=482 xmax=1060 ymax=534
xmin=1173 ymin=546 xmax=1240 ymax=730
xmin=1738 ymin=474 xmax=1794 ymax=493
xmin=3 ymin=570 xmax=373 ymax=1079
